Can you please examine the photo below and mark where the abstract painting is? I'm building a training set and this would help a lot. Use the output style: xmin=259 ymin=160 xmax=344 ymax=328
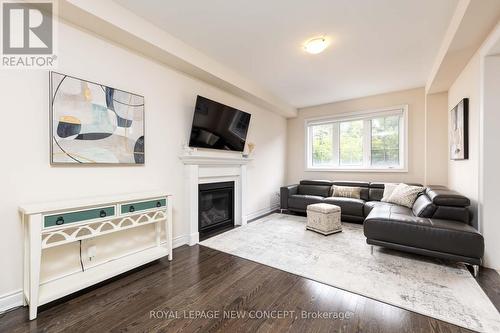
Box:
xmin=450 ymin=98 xmax=468 ymax=160
xmin=50 ymin=72 xmax=145 ymax=165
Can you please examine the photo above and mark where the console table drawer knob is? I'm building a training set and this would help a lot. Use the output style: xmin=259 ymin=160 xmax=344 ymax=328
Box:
xmin=129 ymin=206 xmax=135 ymax=213
xmin=55 ymin=217 xmax=65 ymax=225
xmin=156 ymin=201 xmax=161 ymax=207
xmin=99 ymin=210 xmax=107 ymax=218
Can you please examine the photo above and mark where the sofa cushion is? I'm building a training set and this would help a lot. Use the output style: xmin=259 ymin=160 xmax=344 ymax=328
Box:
xmin=381 ymin=183 xmax=398 ymax=202
xmin=368 ymin=182 xmax=425 ymax=202
xmin=333 ymin=181 xmax=369 ymax=200
xmin=386 ymin=183 xmax=425 ymax=208
xmin=331 ymin=185 xmax=361 ymax=199
xmin=364 ymin=206 xmax=484 ymax=259
xmin=363 ymin=201 xmax=403 ymax=217
xmin=324 ymin=197 xmax=365 ymax=217
xmin=288 ymin=194 xmax=324 ymax=211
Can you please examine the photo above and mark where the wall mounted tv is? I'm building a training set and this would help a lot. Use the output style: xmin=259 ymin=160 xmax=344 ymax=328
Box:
xmin=189 ymin=95 xmax=251 ymax=152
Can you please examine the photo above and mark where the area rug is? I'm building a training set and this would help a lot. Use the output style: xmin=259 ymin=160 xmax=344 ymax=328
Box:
xmin=200 ymin=213 xmax=500 ymax=332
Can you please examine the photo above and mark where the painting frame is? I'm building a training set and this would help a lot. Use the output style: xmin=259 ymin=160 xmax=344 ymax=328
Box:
xmin=449 ymin=98 xmax=468 ymax=160
xmin=49 ymin=71 xmax=145 ymax=166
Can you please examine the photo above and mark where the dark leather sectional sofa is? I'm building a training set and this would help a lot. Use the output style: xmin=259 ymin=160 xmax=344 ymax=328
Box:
xmin=280 ymin=180 xmax=484 ymax=273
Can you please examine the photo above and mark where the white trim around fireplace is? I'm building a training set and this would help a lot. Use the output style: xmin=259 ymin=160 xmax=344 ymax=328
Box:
xmin=180 ymin=152 xmax=252 ymax=245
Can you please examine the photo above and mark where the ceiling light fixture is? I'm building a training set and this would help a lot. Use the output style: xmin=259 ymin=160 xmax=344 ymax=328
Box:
xmin=304 ymin=37 xmax=328 ymax=54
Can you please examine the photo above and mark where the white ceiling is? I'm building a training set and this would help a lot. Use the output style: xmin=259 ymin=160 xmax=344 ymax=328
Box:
xmin=116 ymin=0 xmax=458 ymax=108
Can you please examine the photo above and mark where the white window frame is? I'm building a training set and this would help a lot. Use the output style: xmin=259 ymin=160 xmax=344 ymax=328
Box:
xmin=305 ymin=105 xmax=408 ymax=172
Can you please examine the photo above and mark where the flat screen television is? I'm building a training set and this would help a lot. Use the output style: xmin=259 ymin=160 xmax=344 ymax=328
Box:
xmin=189 ymin=96 xmax=251 ymax=152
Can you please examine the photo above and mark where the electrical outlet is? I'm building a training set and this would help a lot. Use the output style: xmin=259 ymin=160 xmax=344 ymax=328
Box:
xmin=84 ymin=238 xmax=96 ymax=262
xmin=87 ymin=245 xmax=96 ymax=261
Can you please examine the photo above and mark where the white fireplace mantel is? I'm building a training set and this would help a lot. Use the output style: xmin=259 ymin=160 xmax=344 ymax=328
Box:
xmin=180 ymin=151 xmax=252 ymax=245
xmin=179 ymin=154 xmax=253 ymax=165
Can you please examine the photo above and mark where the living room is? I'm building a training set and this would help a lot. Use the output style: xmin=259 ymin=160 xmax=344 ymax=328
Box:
xmin=0 ymin=0 xmax=499 ymax=332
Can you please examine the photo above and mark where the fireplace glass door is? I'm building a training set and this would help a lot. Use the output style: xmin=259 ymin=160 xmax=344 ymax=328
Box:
xmin=198 ymin=181 xmax=234 ymax=234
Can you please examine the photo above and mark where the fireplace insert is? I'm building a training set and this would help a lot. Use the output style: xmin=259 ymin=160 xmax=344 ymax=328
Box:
xmin=198 ymin=181 xmax=234 ymax=239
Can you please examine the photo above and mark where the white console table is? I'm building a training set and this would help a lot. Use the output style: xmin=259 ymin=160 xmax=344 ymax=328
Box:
xmin=19 ymin=191 xmax=173 ymax=320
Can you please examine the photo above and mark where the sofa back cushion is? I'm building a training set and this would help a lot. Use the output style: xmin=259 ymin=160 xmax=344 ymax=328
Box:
xmin=425 ymin=187 xmax=470 ymax=206
xmin=369 ymin=188 xmax=384 ymax=201
xmin=297 ymin=185 xmax=330 ymax=197
xmin=299 ymin=180 xmax=334 ymax=186
xmin=297 ymin=180 xmax=333 ymax=197
xmin=432 ymin=206 xmax=470 ymax=223
xmin=421 ymin=186 xmax=471 ymax=223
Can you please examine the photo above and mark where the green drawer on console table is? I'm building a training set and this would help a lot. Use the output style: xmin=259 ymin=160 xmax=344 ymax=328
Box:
xmin=44 ymin=206 xmax=115 ymax=228
xmin=120 ymin=199 xmax=167 ymax=214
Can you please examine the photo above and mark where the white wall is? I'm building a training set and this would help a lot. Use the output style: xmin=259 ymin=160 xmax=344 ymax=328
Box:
xmin=0 ymin=22 xmax=287 ymax=300
xmin=424 ymin=92 xmax=449 ymax=186
xmin=448 ymin=53 xmax=481 ymax=229
xmin=286 ymin=88 xmax=437 ymax=185
xmin=480 ymin=54 xmax=500 ymax=269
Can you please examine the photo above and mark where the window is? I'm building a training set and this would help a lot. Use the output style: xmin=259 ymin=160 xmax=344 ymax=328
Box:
xmin=306 ymin=106 xmax=407 ymax=171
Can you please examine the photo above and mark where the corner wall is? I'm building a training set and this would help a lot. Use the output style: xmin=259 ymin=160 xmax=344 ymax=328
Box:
xmin=480 ymin=54 xmax=500 ymax=269
xmin=448 ymin=53 xmax=481 ymax=229
xmin=425 ymin=92 xmax=449 ymax=186
xmin=286 ymin=88 xmax=444 ymax=185
xmin=0 ymin=22 xmax=287 ymax=303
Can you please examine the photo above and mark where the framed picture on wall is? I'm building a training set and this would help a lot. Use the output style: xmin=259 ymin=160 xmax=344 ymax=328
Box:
xmin=450 ymin=98 xmax=468 ymax=160
xmin=50 ymin=72 xmax=145 ymax=165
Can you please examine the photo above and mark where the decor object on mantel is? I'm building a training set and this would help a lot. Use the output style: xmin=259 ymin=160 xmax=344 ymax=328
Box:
xmin=450 ymin=98 xmax=469 ymax=160
xmin=243 ymin=142 xmax=255 ymax=158
xmin=50 ymin=72 xmax=145 ymax=165
xmin=19 ymin=191 xmax=172 ymax=320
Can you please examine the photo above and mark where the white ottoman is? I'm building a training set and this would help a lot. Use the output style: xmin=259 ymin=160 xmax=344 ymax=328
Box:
xmin=306 ymin=203 xmax=342 ymax=235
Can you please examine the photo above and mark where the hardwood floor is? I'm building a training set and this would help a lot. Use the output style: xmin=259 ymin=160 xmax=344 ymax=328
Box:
xmin=1 ymin=244 xmax=498 ymax=333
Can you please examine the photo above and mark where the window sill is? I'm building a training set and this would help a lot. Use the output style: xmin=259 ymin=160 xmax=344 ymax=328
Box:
xmin=305 ymin=167 xmax=408 ymax=173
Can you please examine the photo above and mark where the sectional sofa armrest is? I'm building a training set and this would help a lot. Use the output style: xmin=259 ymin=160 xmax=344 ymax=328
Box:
xmin=280 ymin=184 xmax=299 ymax=209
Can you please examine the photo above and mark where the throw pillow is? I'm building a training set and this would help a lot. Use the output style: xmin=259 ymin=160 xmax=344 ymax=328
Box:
xmin=331 ymin=185 xmax=361 ymax=199
xmin=381 ymin=183 xmax=398 ymax=202
xmin=386 ymin=183 xmax=424 ymax=208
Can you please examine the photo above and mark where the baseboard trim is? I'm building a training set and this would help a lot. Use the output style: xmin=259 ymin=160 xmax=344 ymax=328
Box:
xmin=173 ymin=235 xmax=189 ymax=248
xmin=0 ymin=290 xmax=23 ymax=314
xmin=246 ymin=204 xmax=280 ymax=222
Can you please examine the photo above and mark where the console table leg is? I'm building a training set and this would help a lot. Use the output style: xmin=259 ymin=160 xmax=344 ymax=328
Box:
xmin=167 ymin=197 xmax=173 ymax=261
xmin=370 ymin=245 xmax=374 ymax=255
xmin=28 ymin=214 xmax=42 ymax=320
xmin=22 ymin=214 xmax=28 ymax=306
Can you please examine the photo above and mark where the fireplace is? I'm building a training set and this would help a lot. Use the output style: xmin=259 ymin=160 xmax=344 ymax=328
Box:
xmin=180 ymin=152 xmax=249 ymax=245
xmin=198 ymin=181 xmax=235 ymax=239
